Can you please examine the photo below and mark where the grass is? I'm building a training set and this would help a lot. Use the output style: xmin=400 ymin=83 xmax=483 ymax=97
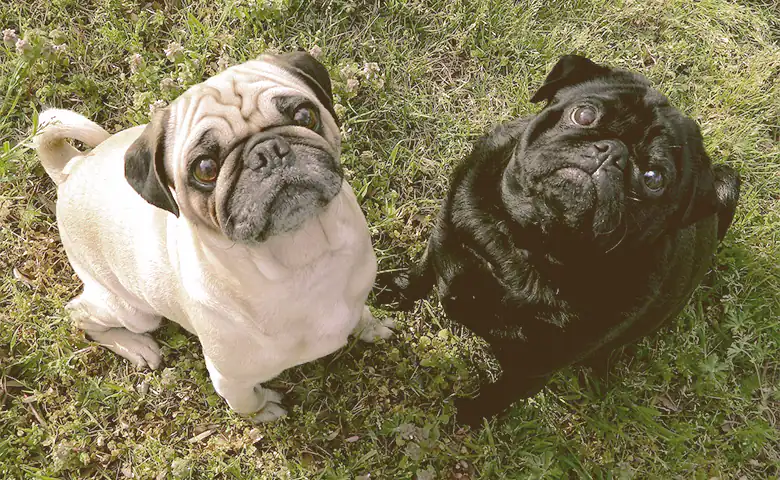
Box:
xmin=1 ymin=0 xmax=779 ymax=478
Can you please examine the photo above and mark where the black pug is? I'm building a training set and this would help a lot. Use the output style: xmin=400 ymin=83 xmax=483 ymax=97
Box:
xmin=376 ymin=55 xmax=740 ymax=426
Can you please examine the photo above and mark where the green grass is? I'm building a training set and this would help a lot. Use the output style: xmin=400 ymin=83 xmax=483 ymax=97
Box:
xmin=1 ymin=0 xmax=779 ymax=478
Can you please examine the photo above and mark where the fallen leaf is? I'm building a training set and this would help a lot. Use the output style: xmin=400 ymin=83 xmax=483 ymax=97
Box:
xmin=657 ymin=394 xmax=680 ymax=412
xmin=188 ymin=429 xmax=214 ymax=444
xmin=13 ymin=267 xmax=34 ymax=286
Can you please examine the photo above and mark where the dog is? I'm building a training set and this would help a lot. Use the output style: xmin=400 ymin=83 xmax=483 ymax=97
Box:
xmin=376 ymin=55 xmax=740 ymax=426
xmin=34 ymin=52 xmax=393 ymax=423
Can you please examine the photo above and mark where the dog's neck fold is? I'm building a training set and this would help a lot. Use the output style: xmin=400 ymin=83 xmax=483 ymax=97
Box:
xmin=184 ymin=185 xmax=353 ymax=281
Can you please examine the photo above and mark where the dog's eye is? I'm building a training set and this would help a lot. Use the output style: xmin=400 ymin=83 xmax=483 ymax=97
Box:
xmin=642 ymin=170 xmax=665 ymax=191
xmin=571 ymin=105 xmax=598 ymax=126
xmin=192 ymin=157 xmax=219 ymax=185
xmin=293 ymin=106 xmax=320 ymax=131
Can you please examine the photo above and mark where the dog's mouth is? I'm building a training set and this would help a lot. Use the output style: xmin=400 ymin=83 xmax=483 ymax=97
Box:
xmin=259 ymin=182 xmax=336 ymax=239
xmin=537 ymin=164 xmax=626 ymax=238
xmin=219 ymin=139 xmax=343 ymax=244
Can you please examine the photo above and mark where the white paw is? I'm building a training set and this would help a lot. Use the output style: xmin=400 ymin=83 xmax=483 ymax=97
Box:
xmin=66 ymin=299 xmax=92 ymax=329
xmin=249 ymin=388 xmax=287 ymax=423
xmin=86 ymin=328 xmax=162 ymax=370
xmin=358 ymin=315 xmax=396 ymax=343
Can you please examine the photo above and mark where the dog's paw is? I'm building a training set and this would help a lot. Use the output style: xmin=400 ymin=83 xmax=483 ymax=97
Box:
xmin=373 ymin=271 xmax=414 ymax=310
xmin=356 ymin=307 xmax=395 ymax=343
xmin=359 ymin=317 xmax=396 ymax=343
xmin=86 ymin=328 xmax=162 ymax=370
xmin=248 ymin=388 xmax=287 ymax=423
xmin=454 ymin=396 xmax=487 ymax=428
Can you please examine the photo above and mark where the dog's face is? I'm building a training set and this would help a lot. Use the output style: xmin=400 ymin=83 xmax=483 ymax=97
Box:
xmin=501 ymin=55 xmax=718 ymax=253
xmin=124 ymin=52 xmax=343 ymax=243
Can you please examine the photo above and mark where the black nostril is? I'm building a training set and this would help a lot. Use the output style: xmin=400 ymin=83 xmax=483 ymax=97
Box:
xmin=273 ymin=139 xmax=291 ymax=158
xmin=254 ymin=152 xmax=267 ymax=169
xmin=586 ymin=140 xmax=628 ymax=170
xmin=244 ymin=136 xmax=294 ymax=171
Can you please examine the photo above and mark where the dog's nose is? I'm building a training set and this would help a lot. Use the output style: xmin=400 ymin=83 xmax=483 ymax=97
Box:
xmin=586 ymin=140 xmax=628 ymax=170
xmin=245 ymin=136 xmax=293 ymax=171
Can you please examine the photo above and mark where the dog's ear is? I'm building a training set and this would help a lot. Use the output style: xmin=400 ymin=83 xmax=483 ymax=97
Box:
xmin=125 ymin=109 xmax=179 ymax=217
xmin=676 ymin=122 xmax=719 ymax=228
xmin=530 ymin=55 xmax=611 ymax=104
xmin=271 ymin=51 xmax=338 ymax=124
xmin=677 ymin=157 xmax=719 ymax=229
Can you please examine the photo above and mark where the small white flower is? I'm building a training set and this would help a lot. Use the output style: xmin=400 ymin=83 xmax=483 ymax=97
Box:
xmin=160 ymin=78 xmax=177 ymax=92
xmin=15 ymin=38 xmax=30 ymax=54
xmin=340 ymin=64 xmax=356 ymax=80
xmin=361 ymin=62 xmax=380 ymax=79
xmin=308 ymin=45 xmax=323 ymax=60
xmin=164 ymin=42 xmax=183 ymax=60
xmin=217 ymin=53 xmax=230 ymax=71
xmin=334 ymin=103 xmax=346 ymax=118
xmin=128 ymin=53 xmax=143 ymax=74
xmin=51 ymin=43 xmax=67 ymax=53
xmin=3 ymin=29 xmax=18 ymax=47
xmin=346 ymin=78 xmax=359 ymax=93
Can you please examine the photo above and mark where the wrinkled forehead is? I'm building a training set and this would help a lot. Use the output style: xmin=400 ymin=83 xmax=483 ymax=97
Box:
xmin=168 ymin=61 xmax=332 ymax=156
xmin=555 ymin=79 xmax=676 ymax=127
xmin=558 ymin=80 xmax=661 ymax=106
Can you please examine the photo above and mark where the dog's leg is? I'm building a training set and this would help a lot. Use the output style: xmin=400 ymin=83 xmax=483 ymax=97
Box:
xmin=204 ymin=357 xmax=286 ymax=423
xmin=353 ymin=306 xmax=395 ymax=342
xmin=374 ymin=241 xmax=436 ymax=310
xmin=455 ymin=373 xmax=549 ymax=427
xmin=68 ymin=289 xmax=163 ymax=370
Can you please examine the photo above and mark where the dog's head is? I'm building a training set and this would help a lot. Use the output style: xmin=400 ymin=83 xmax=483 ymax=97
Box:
xmin=501 ymin=55 xmax=718 ymax=253
xmin=124 ymin=52 xmax=343 ymax=243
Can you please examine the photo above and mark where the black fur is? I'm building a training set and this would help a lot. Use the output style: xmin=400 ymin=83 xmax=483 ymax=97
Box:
xmin=267 ymin=51 xmax=339 ymax=125
xmin=376 ymin=55 xmax=741 ymax=427
xmin=125 ymin=109 xmax=180 ymax=217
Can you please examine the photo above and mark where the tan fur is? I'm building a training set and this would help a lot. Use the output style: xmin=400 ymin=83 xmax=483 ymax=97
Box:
xmin=34 ymin=57 xmax=393 ymax=423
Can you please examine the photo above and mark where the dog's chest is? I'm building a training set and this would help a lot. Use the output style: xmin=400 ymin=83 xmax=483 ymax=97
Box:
xmin=181 ymin=197 xmax=375 ymax=369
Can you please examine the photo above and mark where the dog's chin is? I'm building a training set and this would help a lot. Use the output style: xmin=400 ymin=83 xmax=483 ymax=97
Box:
xmin=226 ymin=181 xmax=341 ymax=244
xmin=262 ymin=185 xmax=337 ymax=239
xmin=535 ymin=166 xmax=626 ymax=241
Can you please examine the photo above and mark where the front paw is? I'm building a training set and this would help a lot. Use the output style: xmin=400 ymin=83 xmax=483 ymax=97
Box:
xmin=356 ymin=306 xmax=395 ymax=343
xmin=248 ymin=388 xmax=287 ymax=424
xmin=454 ymin=396 xmax=488 ymax=428
xmin=374 ymin=270 xmax=414 ymax=310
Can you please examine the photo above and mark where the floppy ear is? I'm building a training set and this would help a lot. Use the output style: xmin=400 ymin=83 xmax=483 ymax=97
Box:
xmin=269 ymin=51 xmax=339 ymax=124
xmin=124 ymin=109 xmax=180 ymax=217
xmin=678 ymin=159 xmax=719 ymax=228
xmin=676 ymin=123 xmax=719 ymax=228
xmin=530 ymin=54 xmax=611 ymax=104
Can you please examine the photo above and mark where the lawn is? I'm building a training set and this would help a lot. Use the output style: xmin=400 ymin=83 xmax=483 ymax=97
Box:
xmin=1 ymin=0 xmax=779 ymax=478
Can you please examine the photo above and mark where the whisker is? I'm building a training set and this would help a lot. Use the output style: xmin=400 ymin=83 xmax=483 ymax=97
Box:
xmin=604 ymin=222 xmax=628 ymax=254
xmin=599 ymin=211 xmax=624 ymax=236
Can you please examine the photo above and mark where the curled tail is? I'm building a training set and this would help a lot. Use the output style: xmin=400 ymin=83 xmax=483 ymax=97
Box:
xmin=33 ymin=109 xmax=111 ymax=185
